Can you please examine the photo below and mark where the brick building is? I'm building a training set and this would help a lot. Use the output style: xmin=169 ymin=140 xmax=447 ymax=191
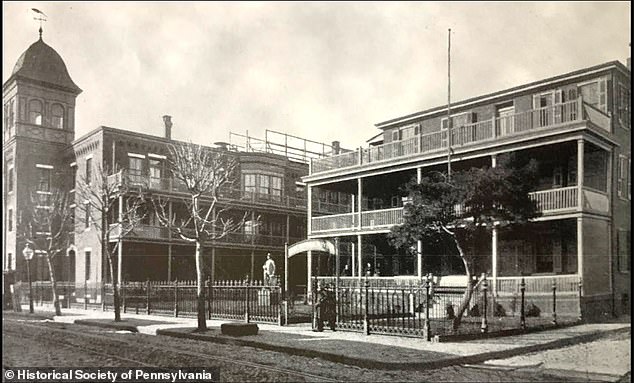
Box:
xmin=3 ymin=33 xmax=343 ymax=301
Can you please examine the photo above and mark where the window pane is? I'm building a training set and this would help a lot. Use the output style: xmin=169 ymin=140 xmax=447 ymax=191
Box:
xmin=149 ymin=159 xmax=161 ymax=178
xmin=86 ymin=158 xmax=92 ymax=184
xmin=37 ymin=168 xmax=51 ymax=192
xmin=85 ymin=251 xmax=91 ymax=280
xmin=258 ymin=175 xmax=269 ymax=195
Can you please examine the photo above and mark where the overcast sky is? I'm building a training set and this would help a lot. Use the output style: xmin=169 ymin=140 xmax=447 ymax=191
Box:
xmin=3 ymin=2 xmax=631 ymax=150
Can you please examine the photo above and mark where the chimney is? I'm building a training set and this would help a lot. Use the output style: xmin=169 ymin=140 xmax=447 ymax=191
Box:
xmin=162 ymin=115 xmax=172 ymax=140
xmin=214 ymin=142 xmax=229 ymax=151
xmin=332 ymin=141 xmax=341 ymax=155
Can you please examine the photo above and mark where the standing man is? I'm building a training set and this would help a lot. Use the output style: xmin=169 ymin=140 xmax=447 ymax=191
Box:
xmin=263 ymin=253 xmax=276 ymax=286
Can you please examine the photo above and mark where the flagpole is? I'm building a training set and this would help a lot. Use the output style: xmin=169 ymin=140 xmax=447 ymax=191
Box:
xmin=447 ymin=28 xmax=452 ymax=180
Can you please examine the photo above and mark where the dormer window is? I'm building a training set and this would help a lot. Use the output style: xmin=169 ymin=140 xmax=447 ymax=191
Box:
xmin=29 ymin=99 xmax=43 ymax=125
xmin=52 ymin=104 xmax=64 ymax=129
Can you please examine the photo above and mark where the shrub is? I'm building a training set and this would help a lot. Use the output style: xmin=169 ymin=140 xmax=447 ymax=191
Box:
xmin=526 ymin=303 xmax=541 ymax=317
xmin=468 ymin=304 xmax=481 ymax=317
xmin=446 ymin=303 xmax=455 ymax=319
xmin=494 ymin=303 xmax=506 ymax=317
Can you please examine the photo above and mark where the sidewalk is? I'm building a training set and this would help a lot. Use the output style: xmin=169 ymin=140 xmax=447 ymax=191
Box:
xmin=15 ymin=305 xmax=631 ymax=371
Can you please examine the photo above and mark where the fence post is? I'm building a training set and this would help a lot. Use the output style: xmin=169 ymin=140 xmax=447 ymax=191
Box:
xmin=278 ymin=281 xmax=284 ymax=326
xmin=101 ymin=280 xmax=106 ymax=311
xmin=84 ymin=279 xmax=88 ymax=310
xmin=578 ymin=279 xmax=583 ymax=322
xmin=424 ymin=275 xmax=431 ymax=341
xmin=146 ymin=279 xmax=151 ymax=315
xmin=122 ymin=281 xmax=126 ymax=313
xmin=481 ymin=274 xmax=488 ymax=333
xmin=244 ymin=279 xmax=250 ymax=324
xmin=207 ymin=277 xmax=212 ymax=320
xmin=520 ymin=277 xmax=526 ymax=330
xmin=363 ymin=271 xmax=370 ymax=335
xmin=174 ymin=279 xmax=179 ymax=318
xmin=552 ymin=278 xmax=557 ymax=325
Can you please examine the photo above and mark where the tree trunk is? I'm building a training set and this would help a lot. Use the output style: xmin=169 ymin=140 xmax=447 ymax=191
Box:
xmin=448 ymin=233 xmax=473 ymax=331
xmin=107 ymin=250 xmax=121 ymax=322
xmin=195 ymin=240 xmax=207 ymax=331
xmin=45 ymin=255 xmax=62 ymax=316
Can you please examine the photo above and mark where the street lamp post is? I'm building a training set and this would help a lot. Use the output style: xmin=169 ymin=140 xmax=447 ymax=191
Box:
xmin=22 ymin=244 xmax=34 ymax=314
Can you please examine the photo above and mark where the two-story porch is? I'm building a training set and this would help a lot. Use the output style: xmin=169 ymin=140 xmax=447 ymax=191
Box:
xmin=304 ymin=122 xmax=614 ymax=317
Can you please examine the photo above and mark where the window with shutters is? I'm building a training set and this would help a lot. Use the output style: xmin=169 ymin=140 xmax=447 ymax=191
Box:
xmin=578 ymin=78 xmax=608 ymax=113
xmin=618 ymin=155 xmax=629 ymax=200
xmin=617 ymin=83 xmax=631 ymax=129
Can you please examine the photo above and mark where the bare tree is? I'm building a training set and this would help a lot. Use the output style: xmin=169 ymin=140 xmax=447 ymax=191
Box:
xmin=76 ymin=163 xmax=145 ymax=322
xmin=18 ymin=189 xmax=73 ymax=316
xmin=153 ymin=142 xmax=246 ymax=331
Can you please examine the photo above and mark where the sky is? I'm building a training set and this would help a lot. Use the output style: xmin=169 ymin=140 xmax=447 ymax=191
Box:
xmin=3 ymin=2 xmax=631 ymax=151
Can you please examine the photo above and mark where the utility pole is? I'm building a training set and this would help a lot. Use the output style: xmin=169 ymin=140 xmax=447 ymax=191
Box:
xmin=447 ymin=28 xmax=453 ymax=180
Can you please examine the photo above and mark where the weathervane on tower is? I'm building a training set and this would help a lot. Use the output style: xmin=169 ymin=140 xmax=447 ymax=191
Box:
xmin=31 ymin=8 xmax=47 ymax=39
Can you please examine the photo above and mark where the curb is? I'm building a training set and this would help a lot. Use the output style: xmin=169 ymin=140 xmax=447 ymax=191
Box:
xmin=73 ymin=319 xmax=139 ymax=333
xmin=156 ymin=326 xmax=630 ymax=371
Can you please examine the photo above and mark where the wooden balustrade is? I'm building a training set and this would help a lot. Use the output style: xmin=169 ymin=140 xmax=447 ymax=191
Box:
xmin=497 ymin=274 xmax=580 ymax=294
xmin=311 ymin=99 xmax=583 ymax=174
xmin=529 ymin=186 xmax=578 ymax=212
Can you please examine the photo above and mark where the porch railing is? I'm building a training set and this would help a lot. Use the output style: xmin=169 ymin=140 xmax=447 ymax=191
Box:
xmin=529 ymin=186 xmax=578 ymax=212
xmin=311 ymin=99 xmax=586 ymax=174
xmin=361 ymin=207 xmax=404 ymax=228
xmin=312 ymin=212 xmax=357 ymax=232
xmin=496 ymin=274 xmax=580 ymax=295
xmin=108 ymin=223 xmax=301 ymax=247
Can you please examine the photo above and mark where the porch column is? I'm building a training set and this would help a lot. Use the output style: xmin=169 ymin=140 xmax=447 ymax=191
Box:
xmin=577 ymin=217 xmax=584 ymax=295
xmin=417 ymin=167 xmax=423 ymax=278
xmin=351 ymin=242 xmax=356 ymax=277
xmin=576 ymin=140 xmax=584 ymax=296
xmin=492 ymin=228 xmax=498 ymax=297
xmin=307 ymin=186 xmax=312 ymax=235
xmin=577 ymin=139 xmax=584 ymax=211
xmin=307 ymin=250 xmax=313 ymax=299
xmin=491 ymin=155 xmax=498 ymax=296
xmin=357 ymin=234 xmax=362 ymax=281
xmin=250 ymin=210 xmax=255 ymax=279
xmin=357 ymin=178 xmax=363 ymax=229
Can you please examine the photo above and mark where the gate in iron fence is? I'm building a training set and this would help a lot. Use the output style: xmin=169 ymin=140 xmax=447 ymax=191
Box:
xmin=209 ymin=280 xmax=283 ymax=325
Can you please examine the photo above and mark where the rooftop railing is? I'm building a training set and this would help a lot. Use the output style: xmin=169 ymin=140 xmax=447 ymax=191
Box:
xmin=311 ymin=98 xmax=608 ymax=175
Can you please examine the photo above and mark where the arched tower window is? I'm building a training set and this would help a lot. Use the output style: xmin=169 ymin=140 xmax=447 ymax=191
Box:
xmin=29 ymin=99 xmax=43 ymax=125
xmin=52 ymin=104 xmax=64 ymax=129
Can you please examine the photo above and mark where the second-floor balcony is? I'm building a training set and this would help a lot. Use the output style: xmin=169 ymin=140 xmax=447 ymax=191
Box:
xmin=311 ymin=98 xmax=611 ymax=175
xmin=108 ymin=223 xmax=302 ymax=248
xmin=106 ymin=173 xmax=348 ymax=214
xmin=310 ymin=186 xmax=609 ymax=236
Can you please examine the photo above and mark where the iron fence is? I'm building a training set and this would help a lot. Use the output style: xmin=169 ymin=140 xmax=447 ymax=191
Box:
xmin=102 ymin=279 xmax=283 ymax=324
xmin=313 ymin=275 xmax=580 ymax=340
